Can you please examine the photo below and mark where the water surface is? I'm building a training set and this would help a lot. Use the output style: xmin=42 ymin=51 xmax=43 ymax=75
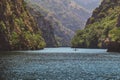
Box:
xmin=0 ymin=48 xmax=120 ymax=80
xmin=20 ymin=47 xmax=107 ymax=54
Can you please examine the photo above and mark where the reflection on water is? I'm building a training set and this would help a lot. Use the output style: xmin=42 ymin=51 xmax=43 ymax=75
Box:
xmin=0 ymin=48 xmax=120 ymax=80
xmin=20 ymin=47 xmax=107 ymax=54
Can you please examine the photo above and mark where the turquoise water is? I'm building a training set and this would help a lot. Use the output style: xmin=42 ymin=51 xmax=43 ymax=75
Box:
xmin=0 ymin=48 xmax=120 ymax=80
xmin=20 ymin=47 xmax=107 ymax=54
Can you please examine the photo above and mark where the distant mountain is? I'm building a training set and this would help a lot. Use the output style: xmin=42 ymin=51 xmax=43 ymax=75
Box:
xmin=74 ymin=0 xmax=101 ymax=12
xmin=25 ymin=0 xmax=100 ymax=46
xmin=26 ymin=0 xmax=90 ymax=30
xmin=72 ymin=0 xmax=120 ymax=52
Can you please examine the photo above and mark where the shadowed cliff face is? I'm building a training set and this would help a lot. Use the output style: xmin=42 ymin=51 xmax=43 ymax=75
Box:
xmin=27 ymin=6 xmax=58 ymax=47
xmin=0 ymin=0 xmax=46 ymax=50
xmin=72 ymin=0 xmax=120 ymax=51
xmin=107 ymin=42 xmax=120 ymax=52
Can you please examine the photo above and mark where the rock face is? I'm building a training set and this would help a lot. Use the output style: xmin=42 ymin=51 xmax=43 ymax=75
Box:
xmin=107 ymin=42 xmax=120 ymax=52
xmin=27 ymin=5 xmax=58 ymax=47
xmin=36 ymin=16 xmax=58 ymax=47
xmin=0 ymin=0 xmax=46 ymax=50
xmin=72 ymin=0 xmax=120 ymax=52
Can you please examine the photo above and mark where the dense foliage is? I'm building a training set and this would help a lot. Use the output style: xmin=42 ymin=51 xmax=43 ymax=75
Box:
xmin=0 ymin=0 xmax=46 ymax=50
xmin=72 ymin=0 xmax=120 ymax=48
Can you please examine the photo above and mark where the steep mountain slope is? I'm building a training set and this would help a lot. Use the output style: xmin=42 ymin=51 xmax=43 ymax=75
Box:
xmin=25 ymin=0 xmax=92 ymax=46
xmin=27 ymin=4 xmax=58 ymax=47
xmin=0 ymin=0 xmax=46 ymax=50
xmin=72 ymin=0 xmax=120 ymax=51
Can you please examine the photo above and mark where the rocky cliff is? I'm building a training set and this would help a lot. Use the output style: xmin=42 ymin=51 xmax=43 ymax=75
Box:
xmin=27 ymin=4 xmax=58 ymax=47
xmin=0 ymin=0 xmax=46 ymax=50
xmin=72 ymin=0 xmax=120 ymax=52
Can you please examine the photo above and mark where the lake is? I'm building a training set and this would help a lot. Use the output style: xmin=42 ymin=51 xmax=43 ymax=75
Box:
xmin=0 ymin=47 xmax=120 ymax=80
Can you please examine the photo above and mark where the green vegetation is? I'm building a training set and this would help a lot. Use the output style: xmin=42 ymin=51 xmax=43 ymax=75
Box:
xmin=0 ymin=0 xmax=46 ymax=50
xmin=109 ymin=28 xmax=120 ymax=42
xmin=72 ymin=0 xmax=120 ymax=48
xmin=0 ymin=21 xmax=7 ymax=32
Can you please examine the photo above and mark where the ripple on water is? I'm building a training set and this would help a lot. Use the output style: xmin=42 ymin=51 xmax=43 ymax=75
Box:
xmin=0 ymin=48 xmax=120 ymax=80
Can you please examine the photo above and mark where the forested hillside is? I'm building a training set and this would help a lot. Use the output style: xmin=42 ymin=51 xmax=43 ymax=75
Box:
xmin=72 ymin=0 xmax=120 ymax=52
xmin=0 ymin=0 xmax=46 ymax=50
